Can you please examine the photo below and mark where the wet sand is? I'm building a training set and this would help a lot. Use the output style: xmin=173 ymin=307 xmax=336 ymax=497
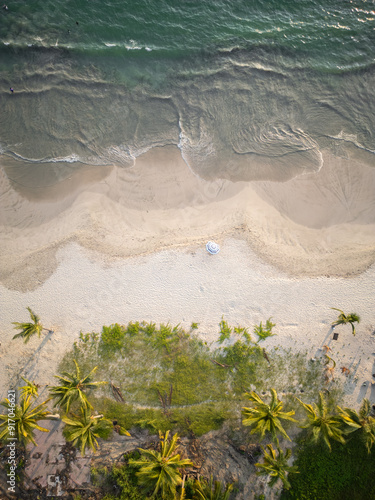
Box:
xmin=1 ymin=145 xmax=375 ymax=292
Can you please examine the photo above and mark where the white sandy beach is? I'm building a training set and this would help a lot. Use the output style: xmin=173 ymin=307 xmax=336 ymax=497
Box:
xmin=0 ymin=145 xmax=375 ymax=409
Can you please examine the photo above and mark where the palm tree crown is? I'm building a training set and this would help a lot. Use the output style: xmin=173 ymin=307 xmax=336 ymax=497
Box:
xmin=130 ymin=430 xmax=193 ymax=499
xmin=20 ymin=377 xmax=40 ymax=398
xmin=337 ymin=399 xmax=375 ymax=453
xmin=193 ymin=476 xmax=233 ymax=500
xmin=49 ymin=359 xmax=107 ymax=413
xmin=296 ymin=392 xmax=345 ymax=451
xmin=255 ymin=444 xmax=299 ymax=490
xmin=242 ymin=389 xmax=297 ymax=444
xmin=62 ymin=406 xmax=120 ymax=456
xmin=331 ymin=308 xmax=360 ymax=336
xmin=12 ymin=307 xmax=50 ymax=343
xmin=0 ymin=394 xmax=51 ymax=447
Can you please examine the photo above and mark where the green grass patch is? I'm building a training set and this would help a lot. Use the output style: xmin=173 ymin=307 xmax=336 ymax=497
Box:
xmin=58 ymin=320 xmax=331 ymax=437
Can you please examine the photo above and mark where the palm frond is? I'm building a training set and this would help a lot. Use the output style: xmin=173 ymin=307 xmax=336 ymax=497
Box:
xmin=12 ymin=307 xmax=45 ymax=343
xmin=20 ymin=377 xmax=39 ymax=398
xmin=337 ymin=400 xmax=375 ymax=453
xmin=255 ymin=444 xmax=298 ymax=490
xmin=130 ymin=430 xmax=193 ymax=498
xmin=297 ymin=392 xmax=345 ymax=451
xmin=49 ymin=360 xmax=106 ymax=412
xmin=62 ymin=407 xmax=115 ymax=456
xmin=27 ymin=306 xmax=40 ymax=324
xmin=193 ymin=475 xmax=233 ymax=500
xmin=360 ymin=399 xmax=371 ymax=419
xmin=331 ymin=308 xmax=345 ymax=315
xmin=0 ymin=395 xmax=51 ymax=447
xmin=242 ymin=389 xmax=296 ymax=444
xmin=330 ymin=308 xmax=360 ymax=335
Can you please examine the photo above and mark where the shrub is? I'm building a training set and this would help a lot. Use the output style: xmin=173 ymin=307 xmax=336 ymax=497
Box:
xmin=218 ymin=316 xmax=232 ymax=343
xmin=92 ymin=459 xmax=149 ymax=499
xmin=100 ymin=323 xmax=125 ymax=352
xmin=127 ymin=321 xmax=140 ymax=336
xmin=254 ymin=318 xmax=276 ymax=342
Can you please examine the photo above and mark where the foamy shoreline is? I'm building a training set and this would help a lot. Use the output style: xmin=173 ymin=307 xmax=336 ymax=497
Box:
xmin=0 ymin=145 xmax=375 ymax=409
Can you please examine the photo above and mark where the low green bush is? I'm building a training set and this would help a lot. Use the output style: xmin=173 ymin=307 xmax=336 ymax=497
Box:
xmin=100 ymin=323 xmax=126 ymax=353
xmin=254 ymin=318 xmax=276 ymax=342
xmin=92 ymin=458 xmax=150 ymax=499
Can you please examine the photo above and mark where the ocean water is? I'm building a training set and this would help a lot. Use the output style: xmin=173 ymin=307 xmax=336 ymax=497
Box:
xmin=0 ymin=0 xmax=374 ymax=188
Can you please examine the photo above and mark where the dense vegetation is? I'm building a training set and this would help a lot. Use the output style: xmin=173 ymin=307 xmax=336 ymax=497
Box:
xmin=4 ymin=310 xmax=374 ymax=499
xmin=280 ymin=432 xmax=375 ymax=500
xmin=59 ymin=320 xmax=327 ymax=437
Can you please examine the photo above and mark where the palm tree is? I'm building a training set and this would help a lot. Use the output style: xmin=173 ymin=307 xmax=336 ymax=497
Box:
xmin=20 ymin=377 xmax=40 ymax=398
xmin=12 ymin=307 xmax=52 ymax=344
xmin=331 ymin=308 xmax=360 ymax=336
xmin=337 ymin=399 xmax=375 ymax=453
xmin=62 ymin=407 xmax=126 ymax=456
xmin=0 ymin=394 xmax=51 ymax=447
xmin=242 ymin=389 xmax=297 ymax=444
xmin=193 ymin=476 xmax=233 ymax=500
xmin=129 ymin=430 xmax=193 ymax=499
xmin=255 ymin=444 xmax=298 ymax=490
xmin=324 ymin=355 xmax=336 ymax=382
xmin=295 ymin=392 xmax=345 ymax=451
xmin=49 ymin=360 xmax=107 ymax=413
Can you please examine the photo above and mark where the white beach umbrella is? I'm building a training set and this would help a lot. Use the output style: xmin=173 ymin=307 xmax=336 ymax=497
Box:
xmin=206 ymin=241 xmax=220 ymax=254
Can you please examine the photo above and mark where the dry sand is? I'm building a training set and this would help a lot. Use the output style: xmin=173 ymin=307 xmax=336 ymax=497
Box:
xmin=0 ymin=144 xmax=375 ymax=409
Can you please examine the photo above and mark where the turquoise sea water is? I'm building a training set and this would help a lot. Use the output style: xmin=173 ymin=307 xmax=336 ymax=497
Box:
xmin=0 ymin=0 xmax=374 ymax=185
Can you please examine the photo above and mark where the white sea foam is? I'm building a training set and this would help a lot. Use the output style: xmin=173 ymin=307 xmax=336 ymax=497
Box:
xmin=328 ymin=131 xmax=375 ymax=154
xmin=4 ymin=150 xmax=111 ymax=166
xmin=103 ymin=143 xmax=167 ymax=168
xmin=125 ymin=39 xmax=142 ymax=50
xmin=8 ymin=151 xmax=81 ymax=164
xmin=49 ymin=154 xmax=80 ymax=163
xmin=177 ymin=120 xmax=217 ymax=178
